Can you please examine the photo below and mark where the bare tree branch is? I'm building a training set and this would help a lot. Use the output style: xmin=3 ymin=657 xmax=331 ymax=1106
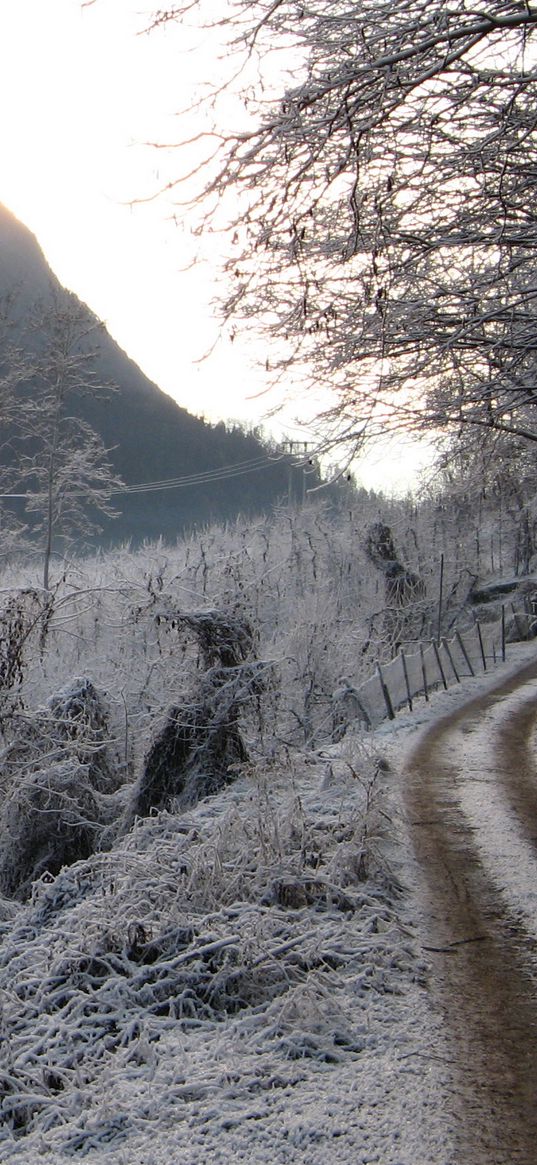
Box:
xmin=143 ymin=1 xmax=537 ymax=460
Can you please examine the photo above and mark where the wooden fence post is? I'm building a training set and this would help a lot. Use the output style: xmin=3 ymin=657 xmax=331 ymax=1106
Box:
xmin=455 ymin=629 xmax=475 ymax=677
xmin=442 ymin=637 xmax=460 ymax=682
xmin=476 ymin=621 xmax=487 ymax=671
xmin=501 ymin=605 xmax=506 ymax=663
xmin=420 ymin=643 xmax=429 ymax=702
xmin=400 ymin=649 xmax=413 ymax=712
xmin=377 ymin=663 xmax=395 ymax=720
xmin=432 ymin=639 xmax=448 ymax=690
xmin=437 ymin=552 xmax=444 ymax=643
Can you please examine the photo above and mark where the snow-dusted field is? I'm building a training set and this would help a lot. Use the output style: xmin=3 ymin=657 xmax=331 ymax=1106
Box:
xmin=0 ymin=498 xmax=532 ymax=1163
xmin=0 ymin=730 xmax=456 ymax=1165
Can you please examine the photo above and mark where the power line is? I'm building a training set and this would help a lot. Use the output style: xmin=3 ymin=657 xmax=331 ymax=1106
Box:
xmin=113 ymin=455 xmax=282 ymax=494
xmin=0 ymin=454 xmax=285 ymax=500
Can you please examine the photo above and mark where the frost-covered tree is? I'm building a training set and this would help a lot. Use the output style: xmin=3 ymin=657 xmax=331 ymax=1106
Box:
xmin=8 ymin=295 xmax=122 ymax=589
xmin=148 ymin=1 xmax=537 ymax=460
xmin=435 ymin=425 xmax=537 ymax=577
xmin=0 ymin=294 xmax=34 ymax=554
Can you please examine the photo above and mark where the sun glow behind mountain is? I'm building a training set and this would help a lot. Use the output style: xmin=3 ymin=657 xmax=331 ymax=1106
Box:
xmin=0 ymin=0 xmax=429 ymax=494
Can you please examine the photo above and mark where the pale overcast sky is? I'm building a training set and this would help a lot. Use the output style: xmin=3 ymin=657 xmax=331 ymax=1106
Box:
xmin=0 ymin=1 xmax=258 ymax=419
xmin=0 ymin=0 xmax=430 ymax=491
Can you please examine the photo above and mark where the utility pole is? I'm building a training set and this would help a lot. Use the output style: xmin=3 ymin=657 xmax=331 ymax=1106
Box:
xmin=280 ymin=440 xmax=314 ymax=506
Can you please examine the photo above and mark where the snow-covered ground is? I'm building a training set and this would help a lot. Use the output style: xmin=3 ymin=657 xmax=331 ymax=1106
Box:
xmin=0 ymin=613 xmax=535 ymax=1164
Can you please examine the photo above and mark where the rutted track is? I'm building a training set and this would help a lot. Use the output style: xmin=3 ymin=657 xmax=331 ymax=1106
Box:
xmin=405 ymin=658 xmax=537 ymax=1164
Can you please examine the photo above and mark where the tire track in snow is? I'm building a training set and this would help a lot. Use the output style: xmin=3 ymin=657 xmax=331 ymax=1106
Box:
xmin=405 ymin=658 xmax=537 ymax=1165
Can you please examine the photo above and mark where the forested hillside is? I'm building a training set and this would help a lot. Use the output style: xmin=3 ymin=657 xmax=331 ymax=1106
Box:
xmin=0 ymin=202 xmax=313 ymax=549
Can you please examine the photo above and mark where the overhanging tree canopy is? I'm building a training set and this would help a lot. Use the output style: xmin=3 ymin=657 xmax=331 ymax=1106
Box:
xmin=154 ymin=0 xmax=537 ymax=458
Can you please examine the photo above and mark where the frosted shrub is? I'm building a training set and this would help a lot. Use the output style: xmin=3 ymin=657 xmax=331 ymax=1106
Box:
xmin=0 ymin=492 xmax=493 ymax=771
xmin=0 ymin=484 xmax=504 ymax=908
xmin=128 ymin=664 xmax=262 ymax=819
xmin=0 ymin=759 xmax=102 ymax=899
xmin=0 ymin=677 xmax=122 ymax=897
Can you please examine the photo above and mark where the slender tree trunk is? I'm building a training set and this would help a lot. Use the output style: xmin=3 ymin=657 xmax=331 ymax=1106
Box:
xmin=43 ymin=379 xmax=62 ymax=592
xmin=43 ymin=474 xmax=53 ymax=592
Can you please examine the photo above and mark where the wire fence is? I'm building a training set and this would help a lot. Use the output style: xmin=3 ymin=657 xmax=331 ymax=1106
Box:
xmin=354 ymin=602 xmax=536 ymax=729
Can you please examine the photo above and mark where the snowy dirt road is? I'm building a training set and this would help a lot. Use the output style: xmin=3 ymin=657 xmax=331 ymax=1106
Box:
xmin=404 ymin=656 xmax=537 ymax=1164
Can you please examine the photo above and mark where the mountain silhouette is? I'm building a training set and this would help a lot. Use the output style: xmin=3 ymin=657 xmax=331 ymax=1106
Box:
xmin=0 ymin=203 xmax=308 ymax=545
